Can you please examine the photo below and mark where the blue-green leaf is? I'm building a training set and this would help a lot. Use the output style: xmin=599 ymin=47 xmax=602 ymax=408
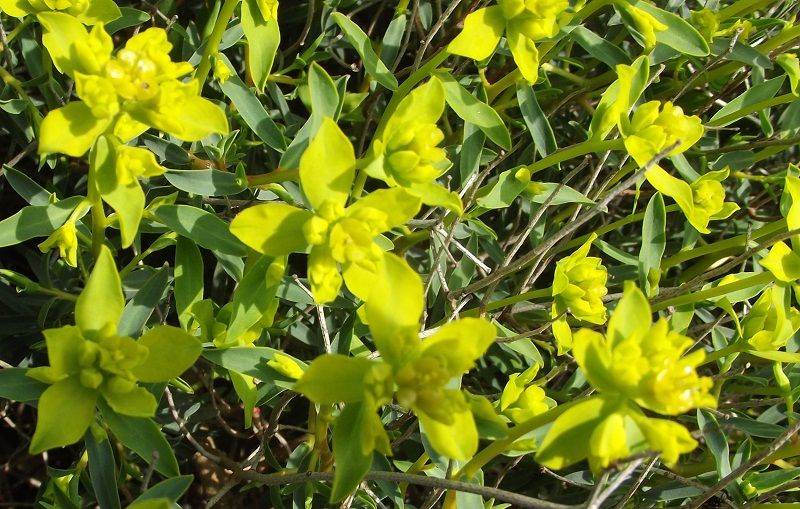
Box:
xmin=152 ymin=205 xmax=247 ymax=256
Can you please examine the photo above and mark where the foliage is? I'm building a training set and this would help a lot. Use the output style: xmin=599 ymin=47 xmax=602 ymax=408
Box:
xmin=0 ymin=0 xmax=799 ymax=507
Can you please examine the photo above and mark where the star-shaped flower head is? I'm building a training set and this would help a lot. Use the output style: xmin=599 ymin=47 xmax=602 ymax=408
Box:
xmin=536 ymin=283 xmax=715 ymax=473
xmin=37 ymin=14 xmax=228 ymax=157
xmin=231 ymin=118 xmax=422 ymax=304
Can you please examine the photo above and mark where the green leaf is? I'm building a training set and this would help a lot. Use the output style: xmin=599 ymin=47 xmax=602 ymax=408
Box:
xmin=227 ymin=255 xmax=285 ymax=341
xmin=710 ymin=38 xmax=772 ymax=70
xmin=30 ymin=379 xmax=97 ymax=454
xmin=105 ymin=7 xmax=150 ymax=34
xmin=3 ymin=165 xmax=51 ymax=205
xmin=529 ymin=183 xmax=595 ymax=206
xmin=76 ymin=246 xmax=124 ymax=337
xmin=127 ymin=499 xmax=173 ymax=509
xmin=308 ymin=62 xmax=341 ymax=129
xmin=0 ymin=368 xmax=47 ymax=402
xmin=220 ymin=74 xmax=287 ymax=151
xmin=241 ymin=0 xmax=280 ymax=93
xmin=202 ymin=347 xmax=306 ymax=390
xmin=332 ymin=13 xmax=398 ymax=91
xmin=174 ymin=237 xmax=204 ymax=329
xmin=434 ymin=71 xmax=511 ymax=150
xmin=569 ymin=26 xmax=631 ymax=68
xmin=634 ymin=1 xmax=709 ymax=57
xmin=152 ymin=204 xmax=248 ymax=256
xmin=295 ymin=354 xmax=375 ymax=404
xmin=229 ymin=202 xmax=313 ymax=256
xmin=698 ymin=409 xmax=732 ymax=479
xmin=85 ymin=430 xmax=121 ymax=509
xmin=230 ymin=371 xmax=258 ymax=428
xmin=133 ymin=476 xmax=193 ymax=503
xmin=39 ymin=102 xmax=110 ymax=157
xmin=709 ymin=76 xmax=786 ymax=127
xmin=132 ymin=326 xmax=202 ymax=383
xmin=0 ymin=196 xmax=83 ymax=248
xmin=300 ymin=117 xmax=355 ymax=210
xmin=330 ymin=403 xmax=374 ymax=502
xmin=476 ymin=166 xmax=531 ymax=209
xmin=118 ymin=268 xmax=170 ymax=337
xmin=99 ymin=401 xmax=180 ymax=477
xmin=165 ymin=170 xmax=246 ymax=197
xmin=516 ymin=84 xmax=557 ymax=158
xmin=379 ymin=14 xmax=406 ymax=66
xmin=639 ymin=193 xmax=666 ymax=297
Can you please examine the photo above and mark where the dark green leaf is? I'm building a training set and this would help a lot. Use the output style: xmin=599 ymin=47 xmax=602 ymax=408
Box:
xmin=0 ymin=368 xmax=47 ymax=402
xmin=0 ymin=196 xmax=84 ymax=248
xmin=165 ymin=170 xmax=246 ymax=197
xmin=152 ymin=205 xmax=247 ymax=256
xmin=220 ymin=75 xmax=287 ymax=152
xmin=85 ymin=430 xmax=121 ymax=509
xmin=99 ymin=401 xmax=180 ymax=478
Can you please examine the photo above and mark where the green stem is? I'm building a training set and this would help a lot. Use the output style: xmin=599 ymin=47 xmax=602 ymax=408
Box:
xmin=702 ymin=25 xmax=800 ymax=86
xmin=247 ymin=168 xmax=300 ymax=187
xmin=651 ymin=271 xmax=774 ymax=312
xmin=557 ymin=204 xmax=681 ymax=253
xmin=0 ymin=65 xmax=42 ymax=129
xmin=527 ymin=138 xmax=624 ymax=175
xmin=455 ymin=399 xmax=582 ymax=480
xmin=459 ymin=287 xmax=552 ymax=318
xmin=195 ymin=0 xmax=239 ymax=87
xmin=86 ymin=150 xmax=107 ymax=259
xmin=0 ymin=269 xmax=77 ymax=301
xmin=717 ymin=0 xmax=777 ymax=20
xmin=698 ymin=342 xmax=745 ymax=367
xmin=661 ymin=219 xmax=785 ymax=269
xmin=706 ymin=93 xmax=797 ymax=128
xmin=119 ymin=233 xmax=178 ymax=279
xmin=486 ymin=69 xmax=522 ymax=104
xmin=4 ymin=17 xmax=33 ymax=44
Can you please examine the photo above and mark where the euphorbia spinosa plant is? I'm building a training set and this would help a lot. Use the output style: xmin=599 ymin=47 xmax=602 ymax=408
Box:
xmin=0 ymin=0 xmax=799 ymax=507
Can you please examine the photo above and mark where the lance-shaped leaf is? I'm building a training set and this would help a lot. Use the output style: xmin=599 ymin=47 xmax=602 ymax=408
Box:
xmin=241 ymin=0 xmax=280 ymax=93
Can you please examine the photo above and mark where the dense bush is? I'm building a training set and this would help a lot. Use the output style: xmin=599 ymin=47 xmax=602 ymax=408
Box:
xmin=1 ymin=0 xmax=799 ymax=507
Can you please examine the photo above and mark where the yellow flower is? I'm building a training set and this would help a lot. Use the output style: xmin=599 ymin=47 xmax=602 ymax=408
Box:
xmin=623 ymin=101 xmax=704 ymax=165
xmin=573 ymin=283 xmax=716 ymax=415
xmin=37 ymin=15 xmax=227 ymax=157
xmin=38 ymin=221 xmax=79 ymax=267
xmin=551 ymin=233 xmax=608 ymax=353
xmin=447 ymin=0 xmax=569 ymax=82
xmin=742 ymin=286 xmax=800 ymax=352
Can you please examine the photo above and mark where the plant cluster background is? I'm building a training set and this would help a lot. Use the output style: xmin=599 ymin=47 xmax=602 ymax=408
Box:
xmin=0 ymin=0 xmax=799 ymax=508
